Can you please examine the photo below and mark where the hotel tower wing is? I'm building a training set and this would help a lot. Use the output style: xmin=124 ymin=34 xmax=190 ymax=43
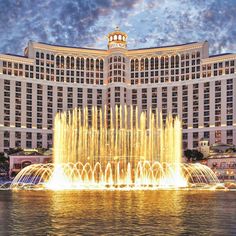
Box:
xmin=0 ymin=28 xmax=235 ymax=152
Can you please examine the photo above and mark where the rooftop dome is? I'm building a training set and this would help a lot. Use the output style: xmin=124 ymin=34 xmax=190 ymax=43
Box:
xmin=107 ymin=27 xmax=128 ymax=50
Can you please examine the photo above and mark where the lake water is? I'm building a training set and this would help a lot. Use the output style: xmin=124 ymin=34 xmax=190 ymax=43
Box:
xmin=0 ymin=190 xmax=235 ymax=235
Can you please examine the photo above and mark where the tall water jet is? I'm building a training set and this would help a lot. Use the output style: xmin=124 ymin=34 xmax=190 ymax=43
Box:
xmin=10 ymin=106 xmax=219 ymax=190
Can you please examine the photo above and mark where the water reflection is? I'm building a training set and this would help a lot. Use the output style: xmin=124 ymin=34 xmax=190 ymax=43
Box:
xmin=0 ymin=191 xmax=235 ymax=235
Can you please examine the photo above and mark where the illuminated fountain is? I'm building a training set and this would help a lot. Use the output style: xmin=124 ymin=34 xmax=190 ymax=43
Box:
xmin=10 ymin=106 xmax=219 ymax=190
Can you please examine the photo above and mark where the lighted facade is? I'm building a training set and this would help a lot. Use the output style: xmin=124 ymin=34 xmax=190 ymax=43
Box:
xmin=0 ymin=27 xmax=236 ymax=152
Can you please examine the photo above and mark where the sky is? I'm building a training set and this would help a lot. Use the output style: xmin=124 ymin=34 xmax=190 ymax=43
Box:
xmin=0 ymin=0 xmax=236 ymax=55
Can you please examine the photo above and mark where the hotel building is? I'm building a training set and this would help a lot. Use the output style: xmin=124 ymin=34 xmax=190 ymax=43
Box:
xmin=0 ymin=27 xmax=235 ymax=152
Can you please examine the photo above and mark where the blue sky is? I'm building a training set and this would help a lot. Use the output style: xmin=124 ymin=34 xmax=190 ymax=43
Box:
xmin=0 ymin=0 xmax=236 ymax=55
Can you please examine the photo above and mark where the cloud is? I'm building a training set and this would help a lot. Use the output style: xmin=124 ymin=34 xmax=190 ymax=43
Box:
xmin=0 ymin=0 xmax=235 ymax=55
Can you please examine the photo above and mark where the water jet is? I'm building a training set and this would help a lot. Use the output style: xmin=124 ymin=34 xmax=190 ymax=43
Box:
xmin=10 ymin=106 xmax=219 ymax=190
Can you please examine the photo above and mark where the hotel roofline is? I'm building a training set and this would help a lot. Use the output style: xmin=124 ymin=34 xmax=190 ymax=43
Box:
xmin=1 ymin=40 xmax=236 ymax=64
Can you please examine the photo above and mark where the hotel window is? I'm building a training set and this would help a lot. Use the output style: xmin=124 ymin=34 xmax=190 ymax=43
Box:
xmin=4 ymin=131 xmax=10 ymax=139
xmin=204 ymin=132 xmax=210 ymax=139
xmin=4 ymin=140 xmax=10 ymax=148
xmin=193 ymin=141 xmax=198 ymax=148
xmin=215 ymin=130 xmax=221 ymax=143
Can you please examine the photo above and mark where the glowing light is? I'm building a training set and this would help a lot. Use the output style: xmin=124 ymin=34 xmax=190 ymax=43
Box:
xmin=9 ymin=106 xmax=220 ymax=190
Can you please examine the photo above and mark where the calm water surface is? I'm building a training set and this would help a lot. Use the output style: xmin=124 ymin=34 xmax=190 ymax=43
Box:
xmin=0 ymin=190 xmax=235 ymax=235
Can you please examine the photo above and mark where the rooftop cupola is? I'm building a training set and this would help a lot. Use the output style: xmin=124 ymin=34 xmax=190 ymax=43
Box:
xmin=107 ymin=27 xmax=128 ymax=50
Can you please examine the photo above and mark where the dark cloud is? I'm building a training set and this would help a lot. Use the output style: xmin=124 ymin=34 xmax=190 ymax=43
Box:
xmin=0 ymin=0 xmax=139 ymax=54
xmin=0 ymin=0 xmax=235 ymax=55
xmin=199 ymin=0 xmax=236 ymax=53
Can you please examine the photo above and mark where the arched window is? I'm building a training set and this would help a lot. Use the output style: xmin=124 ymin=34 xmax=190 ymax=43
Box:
xmin=114 ymin=56 xmax=117 ymax=62
xmin=86 ymin=58 xmax=90 ymax=70
xmin=76 ymin=58 xmax=80 ymax=70
xmin=123 ymin=36 xmax=125 ymax=41
xmin=71 ymin=57 xmax=74 ymax=69
xmin=36 ymin=52 xmax=39 ymax=58
xmin=118 ymin=35 xmax=122 ymax=40
xmin=140 ymin=58 xmax=144 ymax=71
xmin=96 ymin=59 xmax=99 ymax=71
xmin=150 ymin=58 xmax=154 ymax=70
xmin=46 ymin=54 xmax=50 ymax=60
xmin=165 ymin=56 xmax=169 ymax=68
xmin=56 ymin=56 xmax=60 ymax=68
xmin=91 ymin=59 xmax=94 ymax=70
xmin=145 ymin=58 xmax=149 ymax=70
xmin=135 ymin=59 xmax=139 ymax=71
xmin=160 ymin=57 xmax=164 ymax=69
xmin=175 ymin=55 xmax=179 ymax=67
xmin=171 ymin=56 xmax=175 ymax=68
xmin=131 ymin=59 xmax=134 ymax=72
xmin=114 ymin=35 xmax=117 ymax=40
xmin=100 ymin=60 xmax=104 ymax=70
xmin=61 ymin=56 xmax=64 ymax=68
xmin=118 ymin=56 xmax=121 ymax=62
xmin=81 ymin=58 xmax=84 ymax=70
xmin=41 ymin=53 xmax=44 ymax=59
xmin=155 ymin=57 xmax=158 ymax=70
xmin=110 ymin=36 xmax=113 ymax=41
xmin=66 ymin=57 xmax=70 ymax=69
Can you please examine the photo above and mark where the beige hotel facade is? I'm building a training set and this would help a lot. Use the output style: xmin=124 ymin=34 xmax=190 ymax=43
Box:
xmin=0 ymin=28 xmax=236 ymax=152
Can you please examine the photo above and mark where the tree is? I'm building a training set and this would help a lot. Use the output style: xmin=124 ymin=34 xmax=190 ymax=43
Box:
xmin=184 ymin=149 xmax=204 ymax=162
xmin=184 ymin=149 xmax=193 ymax=162
xmin=192 ymin=150 xmax=204 ymax=161
xmin=0 ymin=152 xmax=9 ymax=172
xmin=0 ymin=152 xmax=6 ymax=163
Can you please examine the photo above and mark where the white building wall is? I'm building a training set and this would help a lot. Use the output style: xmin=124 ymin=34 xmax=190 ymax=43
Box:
xmin=0 ymin=40 xmax=235 ymax=152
